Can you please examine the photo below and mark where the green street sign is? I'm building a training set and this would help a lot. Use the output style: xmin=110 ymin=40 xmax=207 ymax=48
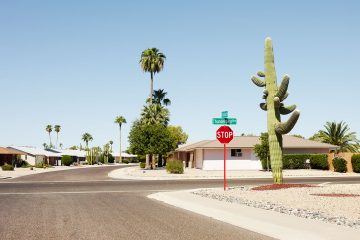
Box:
xmin=212 ymin=118 xmax=237 ymax=125
xmin=221 ymin=111 xmax=228 ymax=118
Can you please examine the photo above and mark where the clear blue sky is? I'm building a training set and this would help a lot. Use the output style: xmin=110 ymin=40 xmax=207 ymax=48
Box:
xmin=0 ymin=0 xmax=359 ymax=152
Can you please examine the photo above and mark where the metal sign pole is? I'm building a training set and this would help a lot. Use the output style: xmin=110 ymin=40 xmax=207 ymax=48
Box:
xmin=224 ymin=143 xmax=227 ymax=191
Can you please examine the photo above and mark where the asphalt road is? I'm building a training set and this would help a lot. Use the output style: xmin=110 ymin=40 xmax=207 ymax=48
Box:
xmin=1 ymin=166 xmax=359 ymax=240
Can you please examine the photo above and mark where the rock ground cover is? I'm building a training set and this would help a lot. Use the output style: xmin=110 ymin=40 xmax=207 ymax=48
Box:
xmin=192 ymin=184 xmax=360 ymax=228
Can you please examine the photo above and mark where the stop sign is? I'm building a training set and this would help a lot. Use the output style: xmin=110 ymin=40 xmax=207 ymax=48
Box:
xmin=216 ymin=126 xmax=234 ymax=144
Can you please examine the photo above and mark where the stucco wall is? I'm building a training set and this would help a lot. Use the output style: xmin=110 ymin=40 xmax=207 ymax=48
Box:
xmin=202 ymin=148 xmax=261 ymax=170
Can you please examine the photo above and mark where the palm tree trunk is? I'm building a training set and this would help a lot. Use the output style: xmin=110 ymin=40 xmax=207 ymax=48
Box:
xmin=145 ymin=154 xmax=150 ymax=169
xmin=48 ymin=133 xmax=52 ymax=147
xmin=119 ymin=125 xmax=122 ymax=163
xmin=56 ymin=133 xmax=59 ymax=149
xmin=149 ymin=72 xmax=154 ymax=104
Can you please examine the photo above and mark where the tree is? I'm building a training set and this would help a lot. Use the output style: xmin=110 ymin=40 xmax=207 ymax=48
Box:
xmin=140 ymin=104 xmax=169 ymax=126
xmin=128 ymin=121 xmax=174 ymax=169
xmin=69 ymin=145 xmax=78 ymax=150
xmin=114 ymin=116 xmax=127 ymax=163
xmin=82 ymin=133 xmax=93 ymax=149
xmin=309 ymin=131 xmax=323 ymax=141
xmin=59 ymin=143 xmax=63 ymax=149
xmin=153 ymin=89 xmax=171 ymax=106
xmin=254 ymin=133 xmax=270 ymax=171
xmin=43 ymin=143 xmax=48 ymax=149
xmin=316 ymin=121 xmax=359 ymax=152
xmin=54 ymin=125 xmax=61 ymax=148
xmin=109 ymin=140 xmax=113 ymax=152
xmin=168 ymin=126 xmax=188 ymax=149
xmin=139 ymin=48 xmax=166 ymax=103
xmin=292 ymin=134 xmax=304 ymax=139
xmin=45 ymin=125 xmax=53 ymax=147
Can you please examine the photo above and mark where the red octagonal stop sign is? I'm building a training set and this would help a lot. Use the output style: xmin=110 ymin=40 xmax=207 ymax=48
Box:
xmin=216 ymin=126 xmax=234 ymax=144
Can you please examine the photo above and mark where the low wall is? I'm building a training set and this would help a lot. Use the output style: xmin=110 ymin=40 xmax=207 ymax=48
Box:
xmin=327 ymin=152 xmax=355 ymax=172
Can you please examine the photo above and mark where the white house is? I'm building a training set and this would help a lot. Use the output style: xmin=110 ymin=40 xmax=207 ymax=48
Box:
xmin=7 ymin=146 xmax=62 ymax=166
xmin=48 ymin=149 xmax=87 ymax=164
xmin=173 ymin=135 xmax=338 ymax=170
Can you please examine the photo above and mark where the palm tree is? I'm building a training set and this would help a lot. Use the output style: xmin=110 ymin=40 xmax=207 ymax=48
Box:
xmin=109 ymin=140 xmax=113 ymax=152
xmin=140 ymin=104 xmax=170 ymax=126
xmin=45 ymin=125 xmax=53 ymax=146
xmin=81 ymin=133 xmax=93 ymax=149
xmin=317 ymin=121 xmax=360 ymax=152
xmin=114 ymin=116 xmax=127 ymax=163
xmin=54 ymin=125 xmax=61 ymax=148
xmin=43 ymin=143 xmax=48 ymax=149
xmin=153 ymin=89 xmax=171 ymax=106
xmin=139 ymin=48 xmax=166 ymax=103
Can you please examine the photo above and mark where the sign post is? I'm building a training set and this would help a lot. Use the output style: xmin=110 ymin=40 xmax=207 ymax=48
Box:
xmin=216 ymin=125 xmax=234 ymax=190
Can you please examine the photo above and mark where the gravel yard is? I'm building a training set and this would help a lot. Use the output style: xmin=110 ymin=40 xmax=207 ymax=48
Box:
xmin=192 ymin=184 xmax=360 ymax=228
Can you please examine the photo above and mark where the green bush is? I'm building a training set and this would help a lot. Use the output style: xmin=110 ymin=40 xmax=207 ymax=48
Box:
xmin=283 ymin=154 xmax=310 ymax=169
xmin=309 ymin=154 xmax=329 ymax=170
xmin=35 ymin=162 xmax=44 ymax=168
xmin=140 ymin=162 xmax=145 ymax=168
xmin=1 ymin=163 xmax=14 ymax=171
xmin=351 ymin=154 xmax=360 ymax=173
xmin=122 ymin=159 xmax=129 ymax=164
xmin=108 ymin=154 xmax=115 ymax=163
xmin=61 ymin=155 xmax=73 ymax=166
xmin=166 ymin=160 xmax=184 ymax=174
xmin=332 ymin=157 xmax=347 ymax=173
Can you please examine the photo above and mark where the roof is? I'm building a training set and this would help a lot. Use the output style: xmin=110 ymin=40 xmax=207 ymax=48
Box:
xmin=48 ymin=149 xmax=87 ymax=158
xmin=113 ymin=152 xmax=137 ymax=158
xmin=176 ymin=135 xmax=339 ymax=151
xmin=7 ymin=146 xmax=61 ymax=157
xmin=0 ymin=147 xmax=26 ymax=155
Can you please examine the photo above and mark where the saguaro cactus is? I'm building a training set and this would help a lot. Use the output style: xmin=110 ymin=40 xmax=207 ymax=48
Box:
xmin=251 ymin=38 xmax=300 ymax=183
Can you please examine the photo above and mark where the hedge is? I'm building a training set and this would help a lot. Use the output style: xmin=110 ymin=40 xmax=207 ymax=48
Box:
xmin=1 ymin=163 xmax=14 ymax=171
xmin=332 ymin=157 xmax=347 ymax=173
xmin=262 ymin=154 xmax=328 ymax=170
xmin=309 ymin=154 xmax=329 ymax=170
xmin=351 ymin=154 xmax=360 ymax=173
xmin=61 ymin=155 xmax=73 ymax=166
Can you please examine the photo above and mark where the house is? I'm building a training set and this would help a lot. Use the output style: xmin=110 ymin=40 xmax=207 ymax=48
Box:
xmin=0 ymin=147 xmax=26 ymax=166
xmin=7 ymin=146 xmax=61 ymax=166
xmin=173 ymin=135 xmax=338 ymax=170
xmin=47 ymin=149 xmax=86 ymax=164
xmin=113 ymin=152 xmax=137 ymax=162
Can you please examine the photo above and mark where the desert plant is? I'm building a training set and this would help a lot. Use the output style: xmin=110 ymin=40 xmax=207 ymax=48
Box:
xmin=351 ymin=154 xmax=360 ymax=173
xmin=309 ymin=154 xmax=329 ymax=170
xmin=1 ymin=163 xmax=14 ymax=171
xmin=166 ymin=160 xmax=184 ymax=174
xmin=251 ymin=37 xmax=300 ymax=183
xmin=82 ymin=133 xmax=93 ymax=149
xmin=61 ymin=155 xmax=73 ymax=166
xmin=332 ymin=157 xmax=347 ymax=173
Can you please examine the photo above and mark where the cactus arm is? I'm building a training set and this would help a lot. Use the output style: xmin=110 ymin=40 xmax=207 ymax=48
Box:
xmin=281 ymin=92 xmax=289 ymax=101
xmin=251 ymin=76 xmax=266 ymax=87
xmin=273 ymin=97 xmax=280 ymax=108
xmin=276 ymin=75 xmax=289 ymax=100
xmin=275 ymin=110 xmax=300 ymax=134
xmin=260 ymin=103 xmax=267 ymax=111
xmin=257 ymin=71 xmax=265 ymax=77
xmin=262 ymin=89 xmax=268 ymax=99
xmin=279 ymin=104 xmax=296 ymax=115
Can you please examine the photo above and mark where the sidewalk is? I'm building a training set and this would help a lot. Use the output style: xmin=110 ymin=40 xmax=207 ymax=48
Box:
xmin=0 ymin=164 xmax=132 ymax=179
xmin=108 ymin=166 xmax=359 ymax=180
xmin=148 ymin=189 xmax=360 ymax=240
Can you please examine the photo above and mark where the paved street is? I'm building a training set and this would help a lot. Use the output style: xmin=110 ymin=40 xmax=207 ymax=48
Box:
xmin=1 ymin=166 xmax=359 ymax=240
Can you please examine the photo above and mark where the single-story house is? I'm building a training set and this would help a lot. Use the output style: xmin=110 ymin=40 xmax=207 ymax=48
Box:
xmin=47 ymin=149 xmax=86 ymax=164
xmin=7 ymin=146 xmax=61 ymax=166
xmin=114 ymin=152 xmax=137 ymax=162
xmin=172 ymin=135 xmax=338 ymax=170
xmin=0 ymin=147 xmax=26 ymax=166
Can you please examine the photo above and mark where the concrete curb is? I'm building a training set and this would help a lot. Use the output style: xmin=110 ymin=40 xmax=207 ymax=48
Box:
xmin=148 ymin=189 xmax=360 ymax=240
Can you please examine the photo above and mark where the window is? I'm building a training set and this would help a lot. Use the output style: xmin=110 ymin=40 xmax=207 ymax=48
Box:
xmin=231 ymin=149 xmax=242 ymax=157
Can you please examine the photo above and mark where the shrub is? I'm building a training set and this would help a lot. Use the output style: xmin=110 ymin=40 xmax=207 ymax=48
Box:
xmin=309 ymin=154 xmax=329 ymax=170
xmin=351 ymin=154 xmax=360 ymax=173
xmin=140 ymin=162 xmax=145 ymax=168
xmin=283 ymin=154 xmax=310 ymax=169
xmin=332 ymin=157 xmax=347 ymax=173
xmin=166 ymin=160 xmax=184 ymax=174
xmin=122 ymin=159 xmax=129 ymax=164
xmin=1 ymin=163 xmax=14 ymax=171
xmin=108 ymin=154 xmax=115 ymax=163
xmin=35 ymin=162 xmax=44 ymax=168
xmin=61 ymin=155 xmax=73 ymax=166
